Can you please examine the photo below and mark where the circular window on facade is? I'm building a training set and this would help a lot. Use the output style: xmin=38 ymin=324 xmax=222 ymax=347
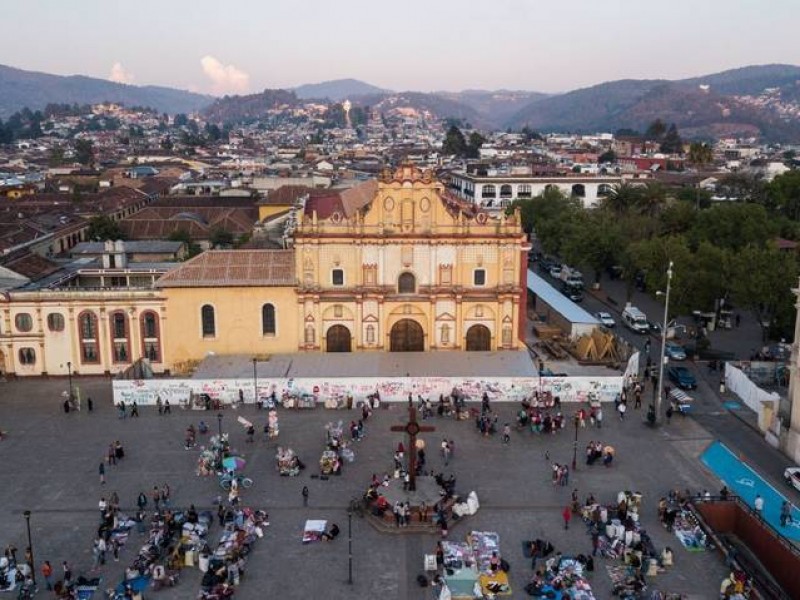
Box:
xmin=15 ymin=313 xmax=33 ymax=332
xmin=419 ymin=197 xmax=430 ymax=212
xmin=383 ymin=197 xmax=395 ymax=211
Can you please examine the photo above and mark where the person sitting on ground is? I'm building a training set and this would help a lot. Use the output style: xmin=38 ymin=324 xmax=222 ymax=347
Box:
xmin=322 ymin=523 xmax=340 ymax=541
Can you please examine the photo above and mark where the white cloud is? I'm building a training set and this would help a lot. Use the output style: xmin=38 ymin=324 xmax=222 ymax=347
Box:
xmin=200 ymin=55 xmax=250 ymax=95
xmin=108 ymin=62 xmax=135 ymax=85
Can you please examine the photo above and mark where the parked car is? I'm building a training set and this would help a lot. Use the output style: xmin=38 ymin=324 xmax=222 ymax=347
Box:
xmin=549 ymin=265 xmax=562 ymax=279
xmin=562 ymin=283 xmax=583 ymax=303
xmin=665 ymin=341 xmax=687 ymax=361
xmin=784 ymin=467 xmax=800 ymax=492
xmin=667 ymin=365 xmax=697 ymax=389
xmin=647 ymin=321 xmax=662 ymax=335
xmin=595 ymin=312 xmax=616 ymax=328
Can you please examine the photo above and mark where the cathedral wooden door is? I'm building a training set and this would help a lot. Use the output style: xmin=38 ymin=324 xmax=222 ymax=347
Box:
xmin=326 ymin=325 xmax=352 ymax=352
xmin=390 ymin=319 xmax=424 ymax=352
xmin=465 ymin=324 xmax=491 ymax=351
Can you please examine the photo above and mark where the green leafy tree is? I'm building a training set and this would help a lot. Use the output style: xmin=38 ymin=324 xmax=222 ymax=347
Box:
xmin=561 ymin=211 xmax=624 ymax=284
xmin=601 ymin=183 xmax=642 ymax=216
xmin=86 ymin=215 xmax=125 ymax=241
xmin=74 ymin=139 xmax=95 ymax=166
xmin=598 ymin=150 xmax=617 ymax=163
xmin=689 ymin=203 xmax=776 ymax=251
xmin=466 ymin=132 xmax=486 ymax=159
xmin=687 ymin=142 xmax=713 ymax=165
xmin=442 ymin=125 xmax=467 ymax=157
xmin=659 ymin=124 xmax=683 ymax=154
xmin=645 ymin=119 xmax=667 ymax=140
xmin=209 ymin=227 xmax=234 ymax=248
xmin=768 ymin=170 xmax=800 ymax=221
xmin=731 ymin=245 xmax=798 ymax=341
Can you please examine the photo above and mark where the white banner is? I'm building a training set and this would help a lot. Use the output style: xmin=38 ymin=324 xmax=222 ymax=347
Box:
xmin=113 ymin=374 xmax=624 ymax=406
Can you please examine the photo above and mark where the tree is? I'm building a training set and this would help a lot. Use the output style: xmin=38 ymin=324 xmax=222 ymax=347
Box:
xmin=507 ymin=187 xmax=580 ymax=254
xmin=687 ymin=142 xmax=713 ymax=166
xmin=635 ymin=182 xmax=668 ymax=217
xmin=689 ymin=203 xmax=776 ymax=251
xmin=442 ymin=125 xmax=467 ymax=157
xmin=74 ymin=139 xmax=95 ymax=166
xmin=598 ymin=150 xmax=617 ymax=164
xmin=645 ymin=119 xmax=667 ymax=140
xmin=561 ymin=211 xmax=624 ymax=284
xmin=768 ymin=170 xmax=800 ymax=221
xmin=173 ymin=114 xmax=189 ymax=128
xmin=601 ymin=183 xmax=642 ymax=216
xmin=48 ymin=147 xmax=65 ymax=167
xmin=209 ymin=228 xmax=234 ymax=248
xmin=659 ymin=124 xmax=683 ymax=154
xmin=466 ymin=132 xmax=486 ymax=159
xmin=86 ymin=215 xmax=125 ymax=241
xmin=731 ymin=245 xmax=798 ymax=341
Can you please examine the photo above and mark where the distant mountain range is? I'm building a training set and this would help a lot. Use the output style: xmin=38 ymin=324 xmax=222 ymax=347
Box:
xmin=0 ymin=64 xmax=211 ymax=118
xmin=2 ymin=63 xmax=800 ymax=141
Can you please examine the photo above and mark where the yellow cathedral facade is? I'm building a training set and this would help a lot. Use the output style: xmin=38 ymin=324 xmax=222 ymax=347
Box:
xmin=0 ymin=165 xmax=529 ymax=376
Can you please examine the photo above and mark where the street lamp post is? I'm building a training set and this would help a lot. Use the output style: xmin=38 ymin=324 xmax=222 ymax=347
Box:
xmin=217 ymin=413 xmax=223 ymax=437
xmin=655 ymin=261 xmax=674 ymax=425
xmin=252 ymin=358 xmax=258 ymax=407
xmin=23 ymin=510 xmax=35 ymax=586
xmin=347 ymin=510 xmax=353 ymax=584
xmin=571 ymin=413 xmax=579 ymax=470
xmin=66 ymin=361 xmax=73 ymax=401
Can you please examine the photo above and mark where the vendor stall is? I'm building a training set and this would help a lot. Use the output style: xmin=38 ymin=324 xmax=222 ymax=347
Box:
xmin=319 ymin=450 xmax=340 ymax=475
xmin=275 ymin=447 xmax=302 ymax=477
xmin=302 ymin=520 xmax=327 ymax=544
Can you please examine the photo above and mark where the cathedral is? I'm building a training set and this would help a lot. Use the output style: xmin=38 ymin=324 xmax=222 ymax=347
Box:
xmin=0 ymin=165 xmax=529 ymax=376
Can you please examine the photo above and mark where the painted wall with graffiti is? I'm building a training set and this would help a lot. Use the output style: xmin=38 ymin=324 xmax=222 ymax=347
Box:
xmin=113 ymin=374 xmax=623 ymax=406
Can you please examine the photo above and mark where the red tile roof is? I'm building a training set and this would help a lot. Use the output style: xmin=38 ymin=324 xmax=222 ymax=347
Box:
xmin=155 ymin=249 xmax=295 ymax=288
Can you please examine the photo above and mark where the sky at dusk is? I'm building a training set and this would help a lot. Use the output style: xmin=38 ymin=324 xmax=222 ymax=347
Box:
xmin=2 ymin=0 xmax=799 ymax=96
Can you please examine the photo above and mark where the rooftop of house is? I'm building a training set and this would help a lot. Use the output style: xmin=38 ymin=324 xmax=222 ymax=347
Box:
xmin=70 ymin=240 xmax=185 ymax=256
xmin=155 ymin=249 xmax=296 ymax=288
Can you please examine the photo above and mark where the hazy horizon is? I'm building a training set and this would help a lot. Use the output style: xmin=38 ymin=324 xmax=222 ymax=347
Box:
xmin=2 ymin=0 xmax=799 ymax=96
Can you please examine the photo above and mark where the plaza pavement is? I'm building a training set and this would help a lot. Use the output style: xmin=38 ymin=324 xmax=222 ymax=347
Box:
xmin=1 ymin=376 xmax=733 ymax=599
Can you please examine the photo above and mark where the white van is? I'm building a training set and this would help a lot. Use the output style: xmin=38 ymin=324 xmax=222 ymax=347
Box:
xmin=622 ymin=304 xmax=649 ymax=334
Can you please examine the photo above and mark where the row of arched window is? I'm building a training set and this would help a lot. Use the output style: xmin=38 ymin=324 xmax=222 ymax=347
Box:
xmin=77 ymin=310 xmax=161 ymax=364
xmin=200 ymin=304 xmax=276 ymax=338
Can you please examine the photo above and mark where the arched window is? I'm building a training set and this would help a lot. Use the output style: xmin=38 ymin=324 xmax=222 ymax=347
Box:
xmin=110 ymin=311 xmax=130 ymax=363
xmin=500 ymin=184 xmax=513 ymax=198
xmin=518 ymin=184 xmax=532 ymax=198
xmin=201 ymin=305 xmax=216 ymax=338
xmin=15 ymin=313 xmax=32 ymax=332
xmin=18 ymin=347 xmax=36 ymax=365
xmin=78 ymin=311 xmax=99 ymax=363
xmin=398 ymin=272 xmax=416 ymax=294
xmin=140 ymin=311 xmax=161 ymax=363
xmin=366 ymin=324 xmax=375 ymax=344
xmin=481 ymin=185 xmax=496 ymax=199
xmin=262 ymin=304 xmax=276 ymax=335
xmin=47 ymin=313 xmax=65 ymax=332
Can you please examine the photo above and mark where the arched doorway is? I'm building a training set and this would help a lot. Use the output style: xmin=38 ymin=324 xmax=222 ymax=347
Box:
xmin=326 ymin=325 xmax=352 ymax=352
xmin=390 ymin=319 xmax=424 ymax=352
xmin=465 ymin=324 xmax=491 ymax=351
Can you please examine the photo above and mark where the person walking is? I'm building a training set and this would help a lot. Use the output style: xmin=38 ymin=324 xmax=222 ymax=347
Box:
xmin=136 ymin=491 xmax=148 ymax=512
xmin=161 ymin=483 xmax=171 ymax=507
xmin=62 ymin=561 xmax=72 ymax=586
xmin=131 ymin=401 xmax=139 ymax=417
xmin=617 ymin=401 xmax=626 ymax=421
xmin=441 ymin=439 xmax=451 ymax=466
xmin=302 ymin=486 xmax=309 ymax=507
xmin=41 ymin=560 xmax=54 ymax=590
xmin=665 ymin=404 xmax=674 ymax=424
xmin=562 ymin=505 xmax=572 ymax=530
xmin=87 ymin=397 xmax=94 ymax=412
xmin=152 ymin=485 xmax=161 ymax=511
xmin=107 ymin=443 xmax=116 ymax=466
xmin=754 ymin=494 xmax=764 ymax=517
xmin=163 ymin=399 xmax=171 ymax=414
xmin=501 ymin=423 xmax=511 ymax=445
xmin=595 ymin=407 xmax=603 ymax=429
xmin=99 ymin=462 xmax=106 ymax=485
xmin=780 ymin=500 xmax=793 ymax=527
xmin=156 ymin=397 xmax=163 ymax=415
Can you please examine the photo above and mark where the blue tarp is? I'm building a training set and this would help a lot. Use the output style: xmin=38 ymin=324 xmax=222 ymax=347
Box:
xmin=700 ymin=440 xmax=800 ymax=541
xmin=527 ymin=270 xmax=599 ymax=326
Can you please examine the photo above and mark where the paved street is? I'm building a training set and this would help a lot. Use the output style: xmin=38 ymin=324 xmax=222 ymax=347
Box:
xmin=0 ymin=376 xmax=739 ymax=599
